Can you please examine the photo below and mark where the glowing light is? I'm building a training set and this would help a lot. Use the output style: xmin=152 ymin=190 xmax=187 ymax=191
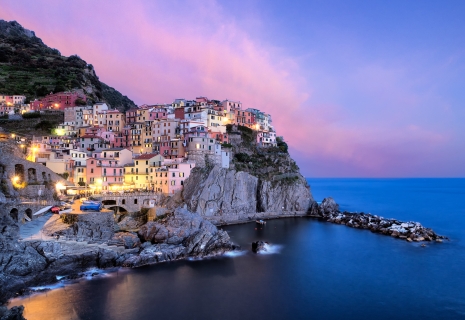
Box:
xmin=11 ymin=134 xmax=15 ymax=138
xmin=55 ymin=129 xmax=65 ymax=136
xmin=96 ymin=179 xmax=103 ymax=185
xmin=56 ymin=182 xmax=65 ymax=190
xmin=12 ymin=176 xmax=19 ymax=182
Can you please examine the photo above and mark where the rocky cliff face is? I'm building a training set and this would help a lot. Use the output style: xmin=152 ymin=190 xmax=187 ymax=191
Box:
xmin=182 ymin=165 xmax=313 ymax=224
xmin=181 ymin=125 xmax=315 ymax=224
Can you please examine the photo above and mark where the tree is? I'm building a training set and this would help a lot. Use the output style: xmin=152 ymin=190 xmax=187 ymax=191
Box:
xmin=59 ymin=172 xmax=69 ymax=180
xmin=75 ymin=98 xmax=87 ymax=106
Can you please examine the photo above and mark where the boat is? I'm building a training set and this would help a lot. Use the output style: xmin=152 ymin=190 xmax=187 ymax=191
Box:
xmin=256 ymin=219 xmax=266 ymax=225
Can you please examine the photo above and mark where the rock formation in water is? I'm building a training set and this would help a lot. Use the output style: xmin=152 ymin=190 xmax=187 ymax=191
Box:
xmin=180 ymin=125 xmax=315 ymax=224
xmin=313 ymin=197 xmax=448 ymax=242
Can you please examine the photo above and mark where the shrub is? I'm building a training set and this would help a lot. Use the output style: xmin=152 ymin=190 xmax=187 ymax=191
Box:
xmin=22 ymin=112 xmax=41 ymax=119
xmin=276 ymin=136 xmax=288 ymax=153
xmin=59 ymin=172 xmax=69 ymax=180
xmin=221 ymin=143 xmax=233 ymax=148
xmin=35 ymin=120 xmax=54 ymax=132
xmin=234 ymin=153 xmax=250 ymax=162
xmin=75 ymin=98 xmax=87 ymax=106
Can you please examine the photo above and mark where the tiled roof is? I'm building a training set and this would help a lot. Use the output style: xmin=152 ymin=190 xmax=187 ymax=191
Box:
xmin=133 ymin=153 xmax=158 ymax=160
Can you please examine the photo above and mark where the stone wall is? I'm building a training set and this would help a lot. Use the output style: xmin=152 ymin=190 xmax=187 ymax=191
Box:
xmin=0 ymin=141 xmax=71 ymax=199
xmin=187 ymin=150 xmax=221 ymax=167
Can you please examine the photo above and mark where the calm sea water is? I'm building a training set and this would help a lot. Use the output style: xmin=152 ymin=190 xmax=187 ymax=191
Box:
xmin=9 ymin=178 xmax=465 ymax=319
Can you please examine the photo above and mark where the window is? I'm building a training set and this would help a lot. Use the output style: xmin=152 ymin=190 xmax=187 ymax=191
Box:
xmin=91 ymin=169 xmax=94 ymax=173
xmin=179 ymin=172 xmax=184 ymax=177
xmin=134 ymin=199 xmax=138 ymax=204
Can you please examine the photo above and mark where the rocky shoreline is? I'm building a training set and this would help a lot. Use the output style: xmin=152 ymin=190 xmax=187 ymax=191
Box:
xmin=0 ymin=207 xmax=239 ymax=309
xmin=0 ymin=195 xmax=449 ymax=319
xmin=312 ymin=197 xmax=448 ymax=242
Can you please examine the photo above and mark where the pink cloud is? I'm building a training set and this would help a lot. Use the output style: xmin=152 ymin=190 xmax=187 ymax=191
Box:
xmin=0 ymin=0 xmax=463 ymax=177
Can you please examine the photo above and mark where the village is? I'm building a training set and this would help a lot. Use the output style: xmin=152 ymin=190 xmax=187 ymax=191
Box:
xmin=0 ymin=90 xmax=277 ymax=195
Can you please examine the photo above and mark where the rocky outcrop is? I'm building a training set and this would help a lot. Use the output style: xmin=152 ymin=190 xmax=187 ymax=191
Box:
xmin=0 ymin=305 xmax=25 ymax=320
xmin=252 ymin=241 xmax=267 ymax=253
xmin=0 ymin=204 xmax=238 ymax=304
xmin=51 ymin=212 xmax=115 ymax=241
xmin=117 ymin=216 xmax=144 ymax=231
xmin=313 ymin=198 xmax=448 ymax=242
xmin=110 ymin=232 xmax=141 ymax=249
xmin=182 ymin=166 xmax=314 ymax=224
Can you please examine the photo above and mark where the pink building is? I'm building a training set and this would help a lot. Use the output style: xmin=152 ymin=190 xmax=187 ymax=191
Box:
xmin=86 ymin=148 xmax=132 ymax=190
xmin=150 ymin=107 xmax=169 ymax=120
xmin=30 ymin=90 xmax=87 ymax=111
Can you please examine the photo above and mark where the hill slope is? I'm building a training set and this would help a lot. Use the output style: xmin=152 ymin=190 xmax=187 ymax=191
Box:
xmin=0 ymin=20 xmax=136 ymax=111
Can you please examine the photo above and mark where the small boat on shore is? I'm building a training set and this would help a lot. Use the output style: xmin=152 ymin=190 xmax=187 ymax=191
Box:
xmin=256 ymin=219 xmax=266 ymax=225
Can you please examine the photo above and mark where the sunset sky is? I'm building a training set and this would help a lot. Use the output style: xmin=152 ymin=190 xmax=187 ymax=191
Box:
xmin=1 ymin=0 xmax=464 ymax=177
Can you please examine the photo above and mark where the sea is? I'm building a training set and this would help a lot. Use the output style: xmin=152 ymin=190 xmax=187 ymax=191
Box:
xmin=9 ymin=178 xmax=465 ymax=319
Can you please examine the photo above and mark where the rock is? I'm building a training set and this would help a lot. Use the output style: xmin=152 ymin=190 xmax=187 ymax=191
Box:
xmin=307 ymin=198 xmax=447 ymax=243
xmin=319 ymin=197 xmax=339 ymax=216
xmin=111 ymin=232 xmax=141 ymax=249
xmin=182 ymin=166 xmax=314 ymax=223
xmin=0 ymin=203 xmax=237 ymax=304
xmin=0 ymin=305 xmax=25 ymax=320
xmin=117 ymin=216 xmax=143 ymax=231
xmin=252 ymin=240 xmax=267 ymax=253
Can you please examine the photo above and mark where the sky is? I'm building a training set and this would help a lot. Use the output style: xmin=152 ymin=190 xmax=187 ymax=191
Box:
xmin=1 ymin=0 xmax=464 ymax=177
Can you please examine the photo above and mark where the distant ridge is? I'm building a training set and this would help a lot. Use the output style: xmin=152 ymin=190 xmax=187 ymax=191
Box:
xmin=0 ymin=20 xmax=136 ymax=111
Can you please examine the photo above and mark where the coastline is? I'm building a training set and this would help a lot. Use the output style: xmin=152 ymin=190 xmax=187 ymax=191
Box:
xmin=5 ymin=205 xmax=448 ymax=303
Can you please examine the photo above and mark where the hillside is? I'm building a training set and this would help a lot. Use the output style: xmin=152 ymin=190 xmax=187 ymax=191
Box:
xmin=0 ymin=20 xmax=136 ymax=111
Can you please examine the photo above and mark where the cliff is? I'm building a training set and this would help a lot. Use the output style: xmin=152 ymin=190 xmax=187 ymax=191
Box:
xmin=181 ymin=125 xmax=314 ymax=224
xmin=0 ymin=20 xmax=136 ymax=111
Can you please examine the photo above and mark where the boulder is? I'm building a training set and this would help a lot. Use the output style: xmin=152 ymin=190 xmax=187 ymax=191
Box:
xmin=319 ymin=197 xmax=339 ymax=216
xmin=252 ymin=240 xmax=267 ymax=253
xmin=117 ymin=216 xmax=143 ymax=231
xmin=0 ymin=305 xmax=25 ymax=320
xmin=111 ymin=232 xmax=141 ymax=249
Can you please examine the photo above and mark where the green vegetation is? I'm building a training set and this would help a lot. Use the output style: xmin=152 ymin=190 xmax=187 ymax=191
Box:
xmin=221 ymin=143 xmax=233 ymax=148
xmin=21 ymin=112 xmax=41 ymax=119
xmin=0 ymin=20 xmax=136 ymax=111
xmin=0 ymin=111 xmax=63 ymax=137
xmin=58 ymin=172 xmax=69 ymax=180
xmin=276 ymin=136 xmax=288 ymax=153
xmin=34 ymin=120 xmax=54 ymax=132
